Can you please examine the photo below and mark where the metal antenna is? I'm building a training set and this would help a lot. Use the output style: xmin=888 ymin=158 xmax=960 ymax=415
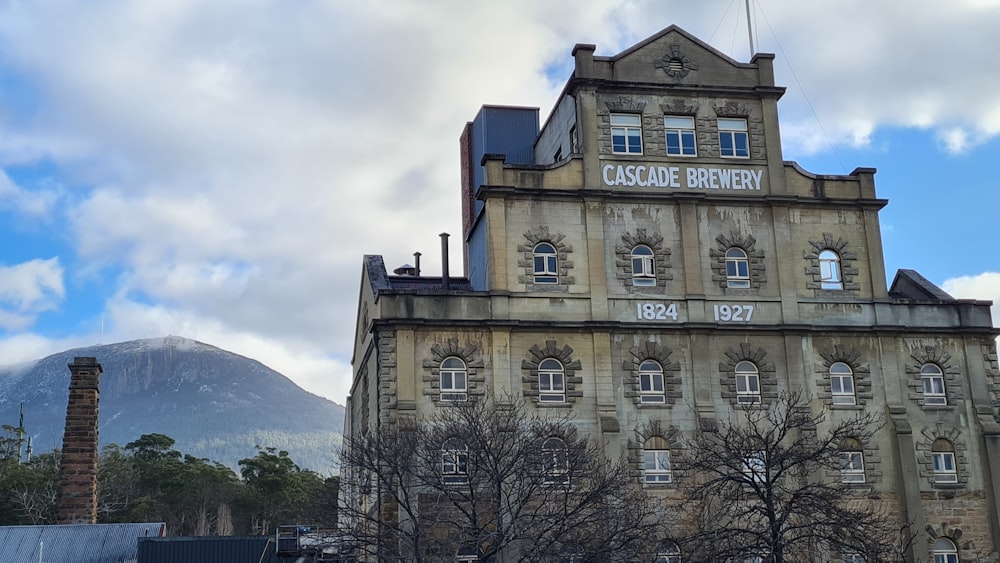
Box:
xmin=745 ymin=0 xmax=756 ymax=55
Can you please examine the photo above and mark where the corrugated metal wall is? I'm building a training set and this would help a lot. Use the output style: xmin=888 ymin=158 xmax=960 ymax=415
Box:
xmin=0 ymin=522 xmax=164 ymax=563
xmin=137 ymin=536 xmax=279 ymax=563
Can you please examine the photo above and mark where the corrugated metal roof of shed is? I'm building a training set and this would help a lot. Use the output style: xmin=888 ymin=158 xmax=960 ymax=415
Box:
xmin=136 ymin=536 xmax=279 ymax=563
xmin=0 ymin=522 xmax=165 ymax=563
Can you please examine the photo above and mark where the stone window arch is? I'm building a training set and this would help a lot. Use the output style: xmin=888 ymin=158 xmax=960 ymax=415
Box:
xmin=521 ymin=340 xmax=582 ymax=405
xmin=815 ymin=345 xmax=872 ymax=407
xmin=517 ymin=227 xmax=574 ymax=290
xmin=917 ymin=424 xmax=968 ymax=488
xmin=905 ymin=345 xmax=963 ymax=408
xmin=622 ymin=341 xmax=681 ymax=406
xmin=804 ymin=234 xmax=859 ymax=294
xmin=422 ymin=339 xmax=485 ymax=404
xmin=710 ymin=231 xmax=765 ymax=291
xmin=719 ymin=343 xmax=776 ymax=406
xmin=614 ymin=229 xmax=672 ymax=291
xmin=629 ymin=421 xmax=683 ymax=486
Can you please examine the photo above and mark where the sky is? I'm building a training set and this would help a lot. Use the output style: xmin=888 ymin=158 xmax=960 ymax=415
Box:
xmin=0 ymin=0 xmax=999 ymax=405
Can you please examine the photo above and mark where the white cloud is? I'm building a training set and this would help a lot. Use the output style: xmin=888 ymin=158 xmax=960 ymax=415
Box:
xmin=0 ymin=258 xmax=65 ymax=330
xmin=0 ymin=2 xmax=998 ymax=401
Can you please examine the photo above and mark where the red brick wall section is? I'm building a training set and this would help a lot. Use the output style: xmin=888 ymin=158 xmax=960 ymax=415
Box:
xmin=56 ymin=357 xmax=102 ymax=525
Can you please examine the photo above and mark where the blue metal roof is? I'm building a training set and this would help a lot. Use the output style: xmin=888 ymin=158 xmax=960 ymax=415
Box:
xmin=136 ymin=536 xmax=279 ymax=563
xmin=0 ymin=522 xmax=165 ymax=563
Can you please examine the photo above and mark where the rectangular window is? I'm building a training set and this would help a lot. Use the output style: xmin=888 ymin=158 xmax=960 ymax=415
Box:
xmin=539 ymin=373 xmax=565 ymax=402
xmin=718 ymin=118 xmax=750 ymax=158
xmin=664 ymin=115 xmax=697 ymax=156
xmin=839 ymin=451 xmax=866 ymax=483
xmin=440 ymin=371 xmax=467 ymax=402
xmin=640 ymin=372 xmax=665 ymax=403
xmin=932 ymin=452 xmax=958 ymax=483
xmin=830 ymin=375 xmax=856 ymax=405
xmin=570 ymin=125 xmax=579 ymax=153
xmin=611 ymin=113 xmax=643 ymax=154
xmin=922 ymin=375 xmax=947 ymax=405
xmin=442 ymin=450 xmax=469 ymax=485
xmin=743 ymin=452 xmax=766 ymax=483
xmin=736 ymin=374 xmax=761 ymax=404
xmin=643 ymin=450 xmax=672 ymax=483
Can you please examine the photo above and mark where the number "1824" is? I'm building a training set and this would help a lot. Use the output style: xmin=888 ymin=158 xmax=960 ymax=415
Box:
xmin=636 ymin=302 xmax=678 ymax=320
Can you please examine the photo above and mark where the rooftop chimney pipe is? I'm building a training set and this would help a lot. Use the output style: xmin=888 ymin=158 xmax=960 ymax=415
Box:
xmin=414 ymin=252 xmax=422 ymax=277
xmin=440 ymin=233 xmax=450 ymax=290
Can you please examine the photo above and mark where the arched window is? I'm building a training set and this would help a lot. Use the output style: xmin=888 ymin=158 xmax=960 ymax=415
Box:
xmin=541 ymin=437 xmax=569 ymax=485
xmin=533 ymin=242 xmax=558 ymax=284
xmin=653 ymin=540 xmax=682 ymax=563
xmin=538 ymin=358 xmax=565 ymax=402
xmin=631 ymin=245 xmax=656 ymax=286
xmin=455 ymin=545 xmax=480 ymax=562
xmin=639 ymin=360 xmax=665 ymax=403
xmin=439 ymin=357 xmax=467 ymax=402
xmin=819 ymin=249 xmax=843 ymax=290
xmin=441 ymin=438 xmax=469 ymax=485
xmin=931 ymin=438 xmax=958 ymax=484
xmin=839 ymin=438 xmax=865 ymax=483
xmin=735 ymin=360 xmax=760 ymax=404
xmin=830 ymin=362 xmax=856 ymax=405
xmin=725 ymin=247 xmax=750 ymax=288
xmin=921 ymin=363 xmax=947 ymax=406
xmin=932 ymin=537 xmax=959 ymax=563
xmin=643 ymin=436 xmax=672 ymax=484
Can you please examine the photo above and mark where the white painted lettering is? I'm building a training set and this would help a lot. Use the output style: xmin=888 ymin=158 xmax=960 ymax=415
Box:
xmin=624 ymin=165 xmax=637 ymax=186
xmin=686 ymin=167 xmax=698 ymax=188
xmin=615 ymin=166 xmax=627 ymax=186
xmin=751 ymin=169 xmax=763 ymax=190
xmin=603 ymin=164 xmax=615 ymax=186
xmin=697 ymin=167 xmax=711 ymax=189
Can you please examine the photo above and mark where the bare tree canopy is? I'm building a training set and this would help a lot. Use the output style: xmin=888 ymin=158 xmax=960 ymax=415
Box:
xmin=338 ymin=394 xmax=666 ymax=562
xmin=679 ymin=390 xmax=910 ymax=562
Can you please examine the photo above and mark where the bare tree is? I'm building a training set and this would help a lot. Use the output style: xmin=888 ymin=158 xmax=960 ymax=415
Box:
xmin=339 ymin=393 xmax=665 ymax=562
xmin=678 ymin=390 xmax=910 ymax=562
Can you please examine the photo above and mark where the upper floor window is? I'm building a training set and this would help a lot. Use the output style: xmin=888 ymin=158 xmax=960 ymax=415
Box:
xmin=921 ymin=363 xmax=947 ymax=406
xmin=932 ymin=538 xmax=959 ymax=563
xmin=735 ymin=360 xmax=761 ymax=404
xmin=541 ymin=437 xmax=570 ymax=485
xmin=839 ymin=439 xmax=865 ymax=483
xmin=569 ymin=125 xmax=579 ymax=153
xmin=538 ymin=358 xmax=565 ymax=402
xmin=653 ymin=541 xmax=682 ymax=563
xmin=611 ymin=113 xmax=643 ymax=154
xmin=819 ymin=249 xmax=843 ymax=290
xmin=639 ymin=360 xmax=666 ymax=403
xmin=439 ymin=357 xmax=468 ymax=402
xmin=725 ymin=247 xmax=751 ymax=288
xmin=664 ymin=115 xmax=697 ymax=156
xmin=533 ymin=242 xmax=558 ymax=284
xmin=643 ymin=437 xmax=672 ymax=484
xmin=631 ymin=245 xmax=656 ymax=286
xmin=830 ymin=362 xmax=856 ymax=405
xmin=718 ymin=118 xmax=749 ymax=158
xmin=441 ymin=438 xmax=469 ymax=485
xmin=932 ymin=438 xmax=958 ymax=484
xmin=743 ymin=451 xmax=766 ymax=483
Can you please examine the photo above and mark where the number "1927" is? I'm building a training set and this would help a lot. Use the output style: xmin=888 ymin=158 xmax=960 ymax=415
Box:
xmin=713 ymin=304 xmax=754 ymax=322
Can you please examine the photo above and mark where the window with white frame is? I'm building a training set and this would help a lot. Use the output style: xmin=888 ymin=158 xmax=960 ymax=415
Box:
xmin=664 ymin=115 xmax=697 ymax=156
xmin=541 ymin=437 xmax=569 ymax=485
xmin=538 ymin=358 xmax=566 ymax=402
xmin=735 ymin=361 xmax=761 ymax=404
xmin=839 ymin=440 xmax=866 ymax=483
xmin=456 ymin=545 xmax=480 ymax=563
xmin=439 ymin=357 xmax=468 ymax=402
xmin=718 ymin=117 xmax=750 ymax=158
xmin=639 ymin=360 xmax=666 ymax=403
xmin=819 ymin=249 xmax=843 ymax=290
xmin=441 ymin=438 xmax=469 ymax=485
xmin=830 ymin=362 xmax=856 ymax=405
xmin=932 ymin=538 xmax=959 ymax=563
xmin=643 ymin=450 xmax=672 ymax=484
xmin=631 ymin=245 xmax=656 ymax=286
xmin=725 ymin=247 xmax=751 ymax=288
xmin=921 ymin=363 xmax=947 ymax=406
xmin=611 ymin=113 xmax=643 ymax=154
xmin=533 ymin=242 xmax=558 ymax=284
xmin=653 ymin=541 xmax=682 ymax=563
xmin=570 ymin=125 xmax=579 ymax=153
xmin=932 ymin=438 xmax=958 ymax=484
xmin=743 ymin=451 xmax=766 ymax=483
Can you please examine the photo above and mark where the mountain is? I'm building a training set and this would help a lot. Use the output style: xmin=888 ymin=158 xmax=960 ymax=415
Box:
xmin=0 ymin=336 xmax=344 ymax=472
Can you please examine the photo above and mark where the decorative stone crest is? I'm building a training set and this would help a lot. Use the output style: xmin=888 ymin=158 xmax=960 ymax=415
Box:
xmin=604 ymin=97 xmax=646 ymax=113
xmin=714 ymin=101 xmax=751 ymax=118
xmin=654 ymin=45 xmax=698 ymax=80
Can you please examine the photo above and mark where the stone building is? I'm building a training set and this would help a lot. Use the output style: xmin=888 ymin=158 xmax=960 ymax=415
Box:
xmin=343 ymin=25 xmax=1000 ymax=561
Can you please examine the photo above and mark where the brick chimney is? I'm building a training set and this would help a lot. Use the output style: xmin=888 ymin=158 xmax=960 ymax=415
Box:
xmin=57 ymin=356 xmax=102 ymax=524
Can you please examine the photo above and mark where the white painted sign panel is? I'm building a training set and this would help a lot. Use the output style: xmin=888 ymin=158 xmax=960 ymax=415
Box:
xmin=602 ymin=163 xmax=765 ymax=191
